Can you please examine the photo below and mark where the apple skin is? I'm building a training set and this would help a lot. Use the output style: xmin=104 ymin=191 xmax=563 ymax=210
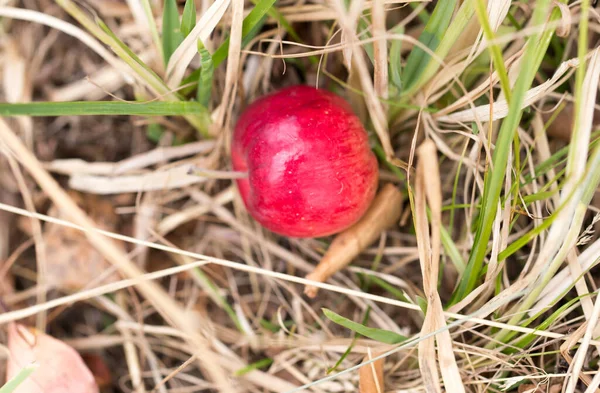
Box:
xmin=231 ymin=85 xmax=379 ymax=238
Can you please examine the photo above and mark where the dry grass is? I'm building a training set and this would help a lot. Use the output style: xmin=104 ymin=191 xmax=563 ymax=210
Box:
xmin=0 ymin=0 xmax=600 ymax=392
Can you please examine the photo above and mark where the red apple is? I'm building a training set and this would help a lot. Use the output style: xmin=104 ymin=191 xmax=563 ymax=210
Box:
xmin=231 ymin=85 xmax=379 ymax=238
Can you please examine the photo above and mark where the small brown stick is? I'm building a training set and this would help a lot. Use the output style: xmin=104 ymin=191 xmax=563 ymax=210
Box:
xmin=359 ymin=350 xmax=385 ymax=393
xmin=304 ymin=183 xmax=403 ymax=297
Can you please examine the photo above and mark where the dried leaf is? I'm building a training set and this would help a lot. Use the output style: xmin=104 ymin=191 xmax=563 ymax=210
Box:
xmin=415 ymin=140 xmax=465 ymax=393
xmin=6 ymin=323 xmax=99 ymax=393
xmin=43 ymin=192 xmax=122 ymax=290
xmin=359 ymin=352 xmax=384 ymax=393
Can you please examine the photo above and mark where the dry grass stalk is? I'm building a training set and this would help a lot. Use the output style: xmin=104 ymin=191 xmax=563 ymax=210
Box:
xmin=491 ymin=48 xmax=600 ymax=326
xmin=563 ymin=291 xmax=600 ymax=393
xmin=67 ymin=163 xmax=211 ymax=194
xmin=215 ymin=0 xmax=244 ymax=130
xmin=0 ymin=119 xmax=236 ymax=393
xmin=4 ymin=200 xmax=600 ymax=347
xmin=2 ymin=0 xmax=599 ymax=389
xmin=0 ymin=7 xmax=133 ymax=84
xmin=359 ymin=350 xmax=385 ymax=393
xmin=304 ymin=183 xmax=403 ymax=298
xmin=437 ymin=55 xmax=582 ymax=123
xmin=371 ymin=0 xmax=388 ymax=102
xmin=560 ymin=322 xmax=595 ymax=390
xmin=46 ymin=140 xmax=215 ymax=176
xmin=158 ymin=187 xmax=234 ymax=234
xmin=330 ymin=0 xmax=393 ymax=160
xmin=48 ymin=50 xmax=154 ymax=101
xmin=3 ymin=147 xmax=48 ymax=330
xmin=116 ymin=293 xmax=145 ymax=393
xmin=533 ymin=238 xmax=600 ymax=315
xmin=414 ymin=139 xmax=465 ymax=393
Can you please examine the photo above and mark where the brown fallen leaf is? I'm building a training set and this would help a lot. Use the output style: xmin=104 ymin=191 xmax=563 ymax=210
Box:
xmin=359 ymin=351 xmax=385 ymax=393
xmin=6 ymin=323 xmax=99 ymax=393
xmin=43 ymin=191 xmax=122 ymax=290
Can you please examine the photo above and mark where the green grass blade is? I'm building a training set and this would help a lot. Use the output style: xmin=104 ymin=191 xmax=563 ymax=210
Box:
xmin=328 ymin=308 xmax=371 ymax=373
xmin=97 ymin=19 xmax=165 ymax=85
xmin=139 ymin=0 xmax=164 ymax=64
xmin=507 ymin=296 xmax=582 ymax=352
xmin=55 ymin=0 xmax=168 ymax=96
xmin=180 ymin=13 xmax=267 ymax=95
xmin=388 ymin=25 xmax=404 ymax=95
xmin=328 ymin=342 xmax=356 ymax=373
xmin=409 ymin=1 xmax=430 ymax=24
xmin=449 ymin=0 xmax=556 ymax=305
xmin=567 ymin=0 xmax=591 ymax=177
xmin=234 ymin=358 xmax=274 ymax=376
xmin=441 ymin=224 xmax=466 ymax=274
xmin=181 ymin=0 xmax=197 ymax=37
xmin=402 ymin=0 xmax=457 ymax=89
xmin=188 ymin=267 xmax=244 ymax=332
xmin=474 ymin=0 xmax=512 ymax=104
xmin=162 ymin=0 xmax=184 ymax=64
xmin=400 ymin=0 xmax=475 ymax=99
xmin=497 ymin=201 xmax=563 ymax=261
xmin=0 ymin=101 xmax=210 ymax=118
xmin=0 ymin=363 xmax=38 ymax=393
xmin=323 ymin=308 xmax=407 ymax=344
xmin=252 ymin=0 xmax=301 ymax=43
xmin=196 ymin=41 xmax=214 ymax=107
xmin=363 ymin=274 xmax=411 ymax=303
xmin=212 ymin=0 xmax=276 ymax=67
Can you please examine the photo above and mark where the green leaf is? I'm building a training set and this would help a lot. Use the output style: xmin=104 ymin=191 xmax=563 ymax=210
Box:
xmin=323 ymin=308 xmax=407 ymax=344
xmin=416 ymin=296 xmax=428 ymax=314
xmin=328 ymin=308 xmax=371 ymax=373
xmin=0 ymin=101 xmax=210 ymax=118
xmin=162 ymin=0 xmax=184 ymax=64
xmin=196 ymin=40 xmax=214 ymax=107
xmin=181 ymin=0 xmax=197 ymax=37
xmin=402 ymin=0 xmax=457 ymax=89
xmin=0 ymin=363 xmax=38 ymax=393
